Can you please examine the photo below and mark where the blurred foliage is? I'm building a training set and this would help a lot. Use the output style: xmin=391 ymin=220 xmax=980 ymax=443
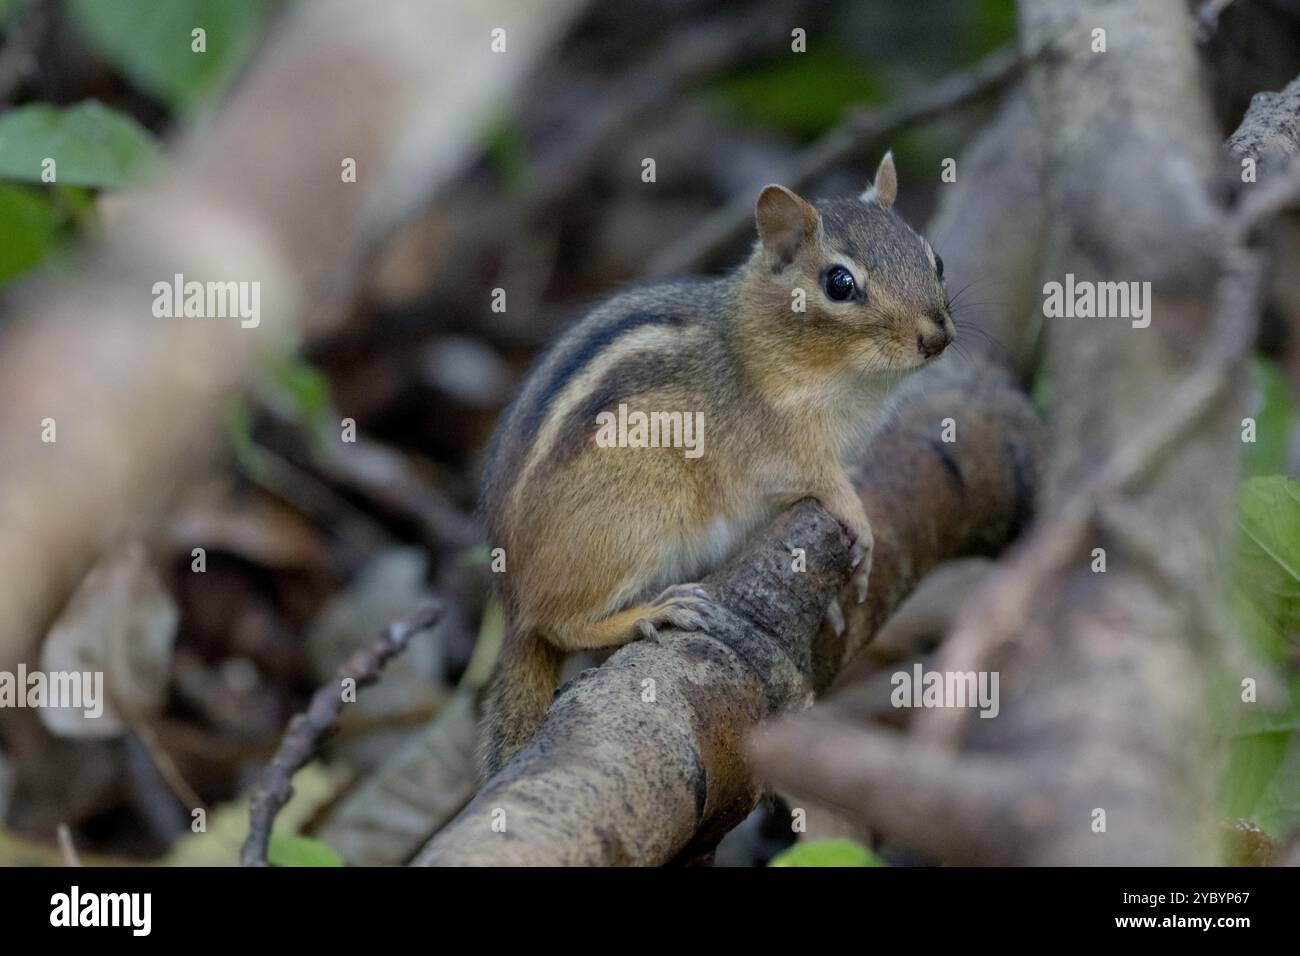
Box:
xmin=267 ymin=834 xmax=345 ymax=867
xmin=1243 ymin=356 xmax=1296 ymax=477
xmin=1225 ymin=727 xmax=1292 ymax=820
xmin=0 ymin=0 xmax=277 ymax=287
xmin=0 ymin=184 xmax=63 ymax=283
xmin=1225 ymin=475 xmax=1300 ymax=837
xmin=0 ymin=102 xmax=158 ymax=187
xmin=710 ymin=48 xmax=888 ymax=139
xmin=66 ymin=0 xmax=272 ymax=115
xmin=966 ymin=0 xmax=1018 ymax=60
xmin=0 ymin=101 xmax=153 ymax=284
xmin=1030 ymin=364 xmax=1052 ymax=413
xmin=223 ymin=398 xmax=258 ymax=470
xmin=1233 ymin=476 xmax=1300 ymax=663
xmin=769 ymin=838 xmax=885 ymax=867
xmin=0 ymin=0 xmax=28 ymax=25
xmin=269 ymin=357 xmax=335 ymax=430
xmin=483 ymin=116 xmax=533 ymax=195
xmin=1224 ymin=666 xmax=1300 ymax=839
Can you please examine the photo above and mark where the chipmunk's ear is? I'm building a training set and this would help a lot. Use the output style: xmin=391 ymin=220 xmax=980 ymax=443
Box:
xmin=755 ymin=184 xmax=820 ymax=267
xmin=860 ymin=151 xmax=897 ymax=208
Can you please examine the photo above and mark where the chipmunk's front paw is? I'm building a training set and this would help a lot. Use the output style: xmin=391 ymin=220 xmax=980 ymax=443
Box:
xmin=814 ymin=482 xmax=874 ymax=606
xmin=846 ymin=520 xmax=873 ymax=604
xmin=635 ymin=583 xmax=714 ymax=642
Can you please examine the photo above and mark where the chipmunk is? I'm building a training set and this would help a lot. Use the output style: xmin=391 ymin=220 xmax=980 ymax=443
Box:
xmin=479 ymin=153 xmax=953 ymax=774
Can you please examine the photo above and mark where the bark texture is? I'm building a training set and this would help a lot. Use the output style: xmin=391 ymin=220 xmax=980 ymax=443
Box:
xmin=1227 ymin=75 xmax=1300 ymax=166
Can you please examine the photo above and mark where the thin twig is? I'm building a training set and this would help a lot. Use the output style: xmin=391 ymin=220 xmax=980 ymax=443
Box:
xmin=646 ymin=44 xmax=1023 ymax=277
xmin=240 ymin=602 xmax=443 ymax=867
xmin=96 ymin=664 xmax=211 ymax=816
xmin=127 ymin=721 xmax=207 ymax=815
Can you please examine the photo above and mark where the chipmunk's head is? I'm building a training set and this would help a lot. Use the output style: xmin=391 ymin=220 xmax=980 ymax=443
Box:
xmin=740 ymin=152 xmax=953 ymax=383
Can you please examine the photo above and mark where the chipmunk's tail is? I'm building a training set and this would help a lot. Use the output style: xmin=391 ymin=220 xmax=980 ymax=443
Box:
xmin=480 ymin=624 xmax=565 ymax=778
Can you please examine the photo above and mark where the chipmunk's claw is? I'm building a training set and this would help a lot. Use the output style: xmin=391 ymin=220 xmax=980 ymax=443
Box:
xmin=636 ymin=582 xmax=714 ymax=642
xmin=851 ymin=565 xmax=870 ymax=604
xmin=847 ymin=526 xmax=873 ymax=604
xmin=824 ymin=597 xmax=846 ymax=636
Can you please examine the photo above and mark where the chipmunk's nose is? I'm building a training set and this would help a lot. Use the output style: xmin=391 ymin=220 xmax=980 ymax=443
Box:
xmin=917 ymin=315 xmax=953 ymax=358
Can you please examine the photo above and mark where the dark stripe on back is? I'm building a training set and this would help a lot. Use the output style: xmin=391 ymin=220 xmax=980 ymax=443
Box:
xmin=517 ymin=310 xmax=685 ymax=443
xmin=546 ymin=354 xmax=692 ymax=471
xmin=481 ymin=310 xmax=687 ymax=530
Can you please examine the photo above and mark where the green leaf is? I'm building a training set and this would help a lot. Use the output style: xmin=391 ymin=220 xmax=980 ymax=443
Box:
xmin=1232 ymin=476 xmax=1300 ymax=662
xmin=1246 ymin=716 xmax=1300 ymax=839
xmin=0 ymin=102 xmax=159 ymax=189
xmin=267 ymin=834 xmax=344 ymax=868
xmin=52 ymin=184 xmax=100 ymax=230
xmin=0 ymin=183 xmax=66 ymax=284
xmin=1243 ymin=357 xmax=1295 ymax=477
xmin=165 ymin=763 xmax=348 ymax=865
xmin=1222 ymin=478 xmax=1300 ymax=837
xmin=67 ymin=0 xmax=272 ymax=114
xmin=1224 ymin=730 xmax=1291 ymax=820
xmin=1224 ymin=478 xmax=1300 ymax=835
xmin=769 ymin=839 xmax=885 ymax=867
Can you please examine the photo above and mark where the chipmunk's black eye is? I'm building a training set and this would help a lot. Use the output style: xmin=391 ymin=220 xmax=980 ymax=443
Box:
xmin=934 ymin=254 xmax=944 ymax=280
xmin=824 ymin=265 xmax=856 ymax=302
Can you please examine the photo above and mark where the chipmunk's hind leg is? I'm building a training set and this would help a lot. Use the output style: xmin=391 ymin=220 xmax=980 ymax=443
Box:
xmin=550 ymin=583 xmax=716 ymax=650
xmin=633 ymin=583 xmax=717 ymax=642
